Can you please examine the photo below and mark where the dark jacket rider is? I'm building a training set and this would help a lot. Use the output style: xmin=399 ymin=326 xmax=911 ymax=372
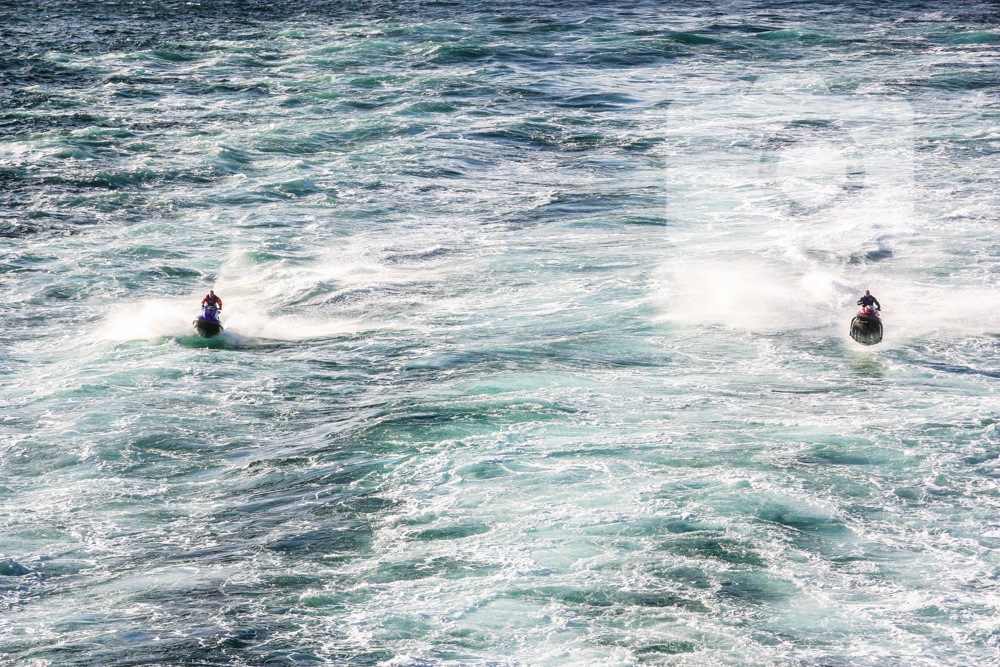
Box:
xmin=201 ymin=290 xmax=222 ymax=310
xmin=857 ymin=290 xmax=880 ymax=311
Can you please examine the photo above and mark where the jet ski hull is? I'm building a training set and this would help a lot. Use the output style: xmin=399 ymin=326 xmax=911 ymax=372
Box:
xmin=194 ymin=306 xmax=223 ymax=338
xmin=194 ymin=318 xmax=223 ymax=338
xmin=850 ymin=314 xmax=882 ymax=345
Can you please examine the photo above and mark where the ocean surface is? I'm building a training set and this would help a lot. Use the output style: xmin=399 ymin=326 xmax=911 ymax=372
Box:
xmin=2 ymin=1 xmax=1000 ymax=665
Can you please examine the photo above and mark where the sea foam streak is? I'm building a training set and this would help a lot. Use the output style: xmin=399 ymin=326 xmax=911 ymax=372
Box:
xmin=100 ymin=298 xmax=361 ymax=342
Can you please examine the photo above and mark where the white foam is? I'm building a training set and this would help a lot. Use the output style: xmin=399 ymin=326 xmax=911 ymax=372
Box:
xmin=99 ymin=297 xmax=360 ymax=342
xmin=214 ymin=302 xmax=361 ymax=341
xmin=654 ymin=72 xmax=1000 ymax=342
xmin=97 ymin=235 xmax=454 ymax=343
xmin=655 ymin=259 xmax=854 ymax=332
xmin=657 ymin=255 xmax=1000 ymax=341
xmin=100 ymin=300 xmax=194 ymax=341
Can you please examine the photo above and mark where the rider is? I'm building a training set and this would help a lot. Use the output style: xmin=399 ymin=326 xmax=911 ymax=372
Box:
xmin=201 ymin=290 xmax=223 ymax=311
xmin=857 ymin=290 xmax=880 ymax=313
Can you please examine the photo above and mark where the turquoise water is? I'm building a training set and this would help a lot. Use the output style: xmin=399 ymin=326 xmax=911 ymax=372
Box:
xmin=2 ymin=2 xmax=1000 ymax=664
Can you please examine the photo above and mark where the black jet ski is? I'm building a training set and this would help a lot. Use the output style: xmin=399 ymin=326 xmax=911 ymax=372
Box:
xmin=850 ymin=306 xmax=882 ymax=345
xmin=194 ymin=306 xmax=223 ymax=338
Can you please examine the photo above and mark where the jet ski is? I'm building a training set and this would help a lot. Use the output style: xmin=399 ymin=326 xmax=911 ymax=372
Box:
xmin=194 ymin=306 xmax=223 ymax=338
xmin=850 ymin=305 xmax=882 ymax=345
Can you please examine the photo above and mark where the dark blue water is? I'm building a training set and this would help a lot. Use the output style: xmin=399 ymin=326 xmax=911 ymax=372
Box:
xmin=2 ymin=2 xmax=1000 ymax=665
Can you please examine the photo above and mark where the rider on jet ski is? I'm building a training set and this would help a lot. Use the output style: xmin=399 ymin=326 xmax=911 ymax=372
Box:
xmin=857 ymin=290 xmax=880 ymax=316
xmin=201 ymin=290 xmax=223 ymax=310
xmin=200 ymin=290 xmax=223 ymax=323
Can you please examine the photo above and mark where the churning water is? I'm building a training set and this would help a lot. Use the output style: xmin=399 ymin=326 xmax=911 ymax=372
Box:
xmin=2 ymin=1 xmax=999 ymax=665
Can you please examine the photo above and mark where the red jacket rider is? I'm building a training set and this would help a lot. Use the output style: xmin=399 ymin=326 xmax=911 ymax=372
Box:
xmin=201 ymin=290 xmax=222 ymax=310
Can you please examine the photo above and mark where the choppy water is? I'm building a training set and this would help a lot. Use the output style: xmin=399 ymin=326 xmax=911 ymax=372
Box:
xmin=2 ymin=1 xmax=1000 ymax=665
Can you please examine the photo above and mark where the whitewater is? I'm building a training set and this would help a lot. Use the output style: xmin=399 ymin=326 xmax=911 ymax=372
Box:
xmin=2 ymin=1 xmax=999 ymax=665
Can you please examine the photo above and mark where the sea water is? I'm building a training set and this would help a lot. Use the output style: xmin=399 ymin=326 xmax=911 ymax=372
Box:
xmin=2 ymin=1 xmax=999 ymax=665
